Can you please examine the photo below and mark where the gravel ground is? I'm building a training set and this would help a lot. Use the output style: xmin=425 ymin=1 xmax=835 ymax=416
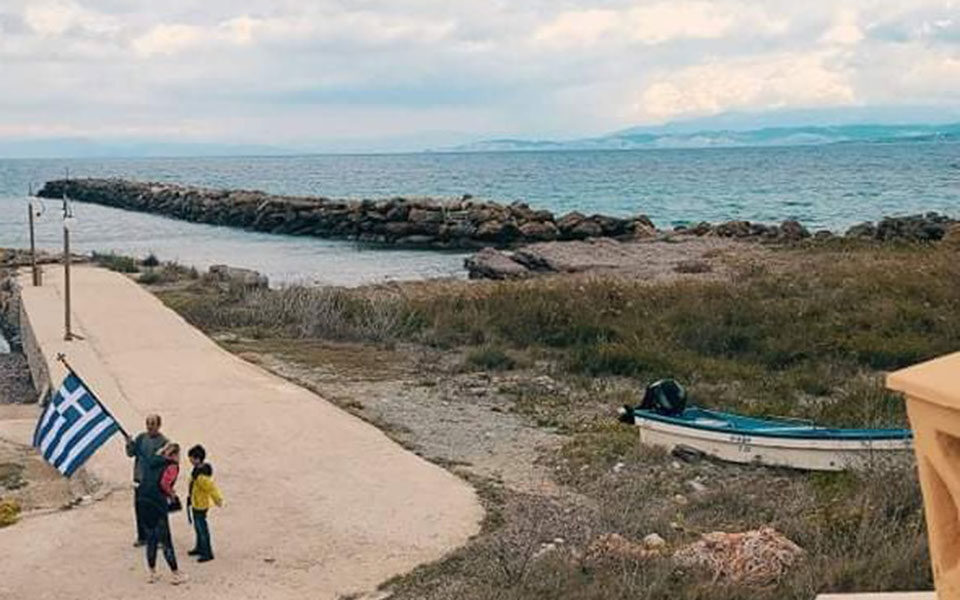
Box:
xmin=0 ymin=352 xmax=35 ymax=404
xmin=226 ymin=341 xmax=567 ymax=496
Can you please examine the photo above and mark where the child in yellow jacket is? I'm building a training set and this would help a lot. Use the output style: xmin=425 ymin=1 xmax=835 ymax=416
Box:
xmin=187 ymin=445 xmax=223 ymax=562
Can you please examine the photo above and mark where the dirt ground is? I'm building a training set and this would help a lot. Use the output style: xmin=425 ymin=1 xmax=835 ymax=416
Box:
xmin=220 ymin=337 xmax=568 ymax=497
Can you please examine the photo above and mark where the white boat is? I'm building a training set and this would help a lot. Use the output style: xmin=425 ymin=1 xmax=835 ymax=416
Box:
xmin=620 ymin=406 xmax=913 ymax=471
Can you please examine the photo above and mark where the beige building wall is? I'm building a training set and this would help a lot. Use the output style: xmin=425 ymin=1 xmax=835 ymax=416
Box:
xmin=889 ymin=352 xmax=960 ymax=600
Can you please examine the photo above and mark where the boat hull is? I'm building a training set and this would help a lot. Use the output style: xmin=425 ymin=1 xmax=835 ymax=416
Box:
xmin=635 ymin=416 xmax=913 ymax=471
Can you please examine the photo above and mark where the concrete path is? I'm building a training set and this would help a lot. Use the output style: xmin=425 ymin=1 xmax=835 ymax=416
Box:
xmin=0 ymin=266 xmax=482 ymax=600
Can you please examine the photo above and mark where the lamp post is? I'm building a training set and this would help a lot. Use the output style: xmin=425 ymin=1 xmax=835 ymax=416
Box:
xmin=62 ymin=179 xmax=74 ymax=342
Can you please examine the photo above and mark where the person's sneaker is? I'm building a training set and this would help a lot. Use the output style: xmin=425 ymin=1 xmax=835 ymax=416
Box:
xmin=133 ymin=540 xmax=145 ymax=548
xmin=170 ymin=571 xmax=188 ymax=586
xmin=197 ymin=556 xmax=214 ymax=563
xmin=146 ymin=570 xmax=159 ymax=584
xmin=187 ymin=549 xmax=200 ymax=556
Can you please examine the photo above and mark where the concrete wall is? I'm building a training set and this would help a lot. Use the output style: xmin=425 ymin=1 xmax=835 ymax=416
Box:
xmin=18 ymin=295 xmax=50 ymax=401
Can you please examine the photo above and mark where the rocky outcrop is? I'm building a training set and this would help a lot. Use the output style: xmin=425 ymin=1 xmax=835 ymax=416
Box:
xmin=845 ymin=212 xmax=957 ymax=242
xmin=465 ymin=237 xmax=751 ymax=280
xmin=37 ymin=179 xmax=655 ymax=250
xmin=675 ymin=219 xmax=811 ymax=241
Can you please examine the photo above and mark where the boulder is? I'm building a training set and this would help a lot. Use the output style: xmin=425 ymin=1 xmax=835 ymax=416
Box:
xmin=714 ymin=220 xmax=752 ymax=238
xmin=778 ymin=220 xmax=811 ymax=241
xmin=876 ymin=213 xmax=953 ymax=242
xmin=570 ymin=219 xmax=604 ymax=239
xmin=463 ymin=248 xmax=530 ymax=280
xmin=407 ymin=207 xmax=444 ymax=224
xmin=207 ymin=265 xmax=268 ymax=288
xmin=689 ymin=222 xmax=713 ymax=236
xmin=846 ymin=222 xmax=876 ymax=239
xmin=519 ymin=221 xmax=559 ymax=241
xmin=556 ymin=211 xmax=586 ymax=236
xmin=642 ymin=533 xmax=667 ymax=550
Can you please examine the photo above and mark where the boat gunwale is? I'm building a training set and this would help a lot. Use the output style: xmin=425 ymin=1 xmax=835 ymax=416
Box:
xmin=633 ymin=407 xmax=912 ymax=441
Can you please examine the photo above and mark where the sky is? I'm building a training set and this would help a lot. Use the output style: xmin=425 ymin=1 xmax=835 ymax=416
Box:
xmin=1 ymin=0 xmax=960 ymax=150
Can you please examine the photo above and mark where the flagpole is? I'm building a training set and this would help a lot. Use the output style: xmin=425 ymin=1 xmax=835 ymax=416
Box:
xmin=55 ymin=353 xmax=131 ymax=439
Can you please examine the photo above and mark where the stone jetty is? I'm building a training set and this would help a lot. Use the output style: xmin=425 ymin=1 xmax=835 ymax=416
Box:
xmin=37 ymin=179 xmax=657 ymax=249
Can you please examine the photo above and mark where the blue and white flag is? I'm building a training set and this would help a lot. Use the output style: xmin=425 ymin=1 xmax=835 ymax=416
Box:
xmin=32 ymin=373 xmax=120 ymax=477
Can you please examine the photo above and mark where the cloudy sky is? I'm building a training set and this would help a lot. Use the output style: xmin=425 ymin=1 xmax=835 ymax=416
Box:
xmin=1 ymin=0 xmax=959 ymax=149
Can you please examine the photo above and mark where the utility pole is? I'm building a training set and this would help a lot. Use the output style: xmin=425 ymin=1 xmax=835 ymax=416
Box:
xmin=28 ymin=182 xmax=42 ymax=286
xmin=63 ymin=170 xmax=73 ymax=341
xmin=28 ymin=202 xmax=41 ymax=286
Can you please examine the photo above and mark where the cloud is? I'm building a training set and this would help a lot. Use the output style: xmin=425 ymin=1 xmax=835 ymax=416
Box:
xmin=1 ymin=0 xmax=959 ymax=147
xmin=132 ymin=23 xmax=204 ymax=56
xmin=533 ymin=1 xmax=788 ymax=47
xmin=636 ymin=51 xmax=856 ymax=121
xmin=131 ymin=10 xmax=456 ymax=57
xmin=23 ymin=0 xmax=118 ymax=36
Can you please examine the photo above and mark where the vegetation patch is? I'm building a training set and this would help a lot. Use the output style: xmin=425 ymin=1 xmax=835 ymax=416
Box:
xmin=0 ymin=498 xmax=20 ymax=528
xmin=91 ymin=252 xmax=139 ymax=273
xmin=145 ymin=242 xmax=950 ymax=598
xmin=465 ymin=346 xmax=519 ymax=371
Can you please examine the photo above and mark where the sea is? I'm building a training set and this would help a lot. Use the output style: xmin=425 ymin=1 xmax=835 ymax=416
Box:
xmin=0 ymin=142 xmax=957 ymax=287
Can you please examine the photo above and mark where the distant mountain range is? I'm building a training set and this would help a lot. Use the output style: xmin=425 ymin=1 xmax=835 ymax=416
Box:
xmin=440 ymin=123 xmax=960 ymax=153
xmin=3 ymin=106 xmax=960 ymax=158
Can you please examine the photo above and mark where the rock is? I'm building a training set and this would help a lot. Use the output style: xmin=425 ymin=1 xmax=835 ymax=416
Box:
xmin=876 ymin=213 xmax=953 ymax=242
xmin=464 ymin=248 xmax=530 ymax=280
xmin=778 ymin=219 xmax=810 ymax=241
xmin=813 ymin=230 xmax=834 ymax=240
xmin=714 ymin=220 xmax=752 ymax=238
xmin=408 ymin=207 xmax=444 ymax=224
xmin=395 ymin=235 xmax=437 ymax=246
xmin=689 ymin=222 xmax=713 ymax=236
xmin=208 ymin=265 xmax=268 ymax=288
xmin=642 ymin=533 xmax=667 ymax=550
xmin=846 ymin=222 xmax=876 ymax=238
xmin=584 ymin=533 xmax=658 ymax=564
xmin=556 ymin=211 xmax=586 ymax=236
xmin=570 ymin=219 xmax=604 ymax=239
xmin=518 ymin=221 xmax=559 ymax=241
xmin=673 ymin=494 xmax=689 ymax=506
xmin=686 ymin=479 xmax=708 ymax=493
xmin=476 ymin=219 xmax=520 ymax=243
xmin=673 ymin=527 xmax=804 ymax=586
xmin=942 ymin=223 xmax=960 ymax=249
xmin=630 ymin=220 xmax=658 ymax=238
xmin=612 ymin=461 xmax=626 ymax=474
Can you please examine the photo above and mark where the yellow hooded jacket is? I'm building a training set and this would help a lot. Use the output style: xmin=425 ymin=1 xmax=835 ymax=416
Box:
xmin=190 ymin=470 xmax=223 ymax=511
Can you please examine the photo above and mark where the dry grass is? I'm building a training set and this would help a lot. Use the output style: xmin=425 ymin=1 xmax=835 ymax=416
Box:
xmin=151 ymin=242 xmax=951 ymax=599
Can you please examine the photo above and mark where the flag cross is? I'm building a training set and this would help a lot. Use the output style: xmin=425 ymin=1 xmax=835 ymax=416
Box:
xmin=57 ymin=384 xmax=90 ymax=420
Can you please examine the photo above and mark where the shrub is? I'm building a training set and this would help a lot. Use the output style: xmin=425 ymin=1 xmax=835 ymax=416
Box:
xmin=138 ymin=269 xmax=162 ymax=284
xmin=141 ymin=253 xmax=160 ymax=267
xmin=0 ymin=498 xmax=20 ymax=528
xmin=465 ymin=346 xmax=517 ymax=371
xmin=92 ymin=252 xmax=138 ymax=273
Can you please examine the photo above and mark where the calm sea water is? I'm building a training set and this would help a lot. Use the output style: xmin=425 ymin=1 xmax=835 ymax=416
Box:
xmin=0 ymin=143 xmax=957 ymax=286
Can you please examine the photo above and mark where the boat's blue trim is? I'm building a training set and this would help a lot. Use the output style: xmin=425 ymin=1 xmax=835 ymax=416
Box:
xmin=634 ymin=407 xmax=912 ymax=441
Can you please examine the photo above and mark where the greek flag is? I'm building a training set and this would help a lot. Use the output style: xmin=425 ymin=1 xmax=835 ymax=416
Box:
xmin=32 ymin=373 xmax=120 ymax=477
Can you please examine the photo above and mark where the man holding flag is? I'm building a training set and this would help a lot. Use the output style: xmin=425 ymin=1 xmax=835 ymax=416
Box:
xmin=125 ymin=414 xmax=168 ymax=547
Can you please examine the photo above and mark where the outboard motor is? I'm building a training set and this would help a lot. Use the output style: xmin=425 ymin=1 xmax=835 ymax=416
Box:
xmin=617 ymin=404 xmax=636 ymax=425
xmin=639 ymin=379 xmax=687 ymax=416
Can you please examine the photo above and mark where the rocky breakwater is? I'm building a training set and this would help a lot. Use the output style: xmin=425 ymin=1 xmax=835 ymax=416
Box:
xmin=37 ymin=179 xmax=656 ymax=250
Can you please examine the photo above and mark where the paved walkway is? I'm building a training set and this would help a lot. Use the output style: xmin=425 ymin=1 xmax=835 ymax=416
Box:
xmin=0 ymin=266 xmax=481 ymax=600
